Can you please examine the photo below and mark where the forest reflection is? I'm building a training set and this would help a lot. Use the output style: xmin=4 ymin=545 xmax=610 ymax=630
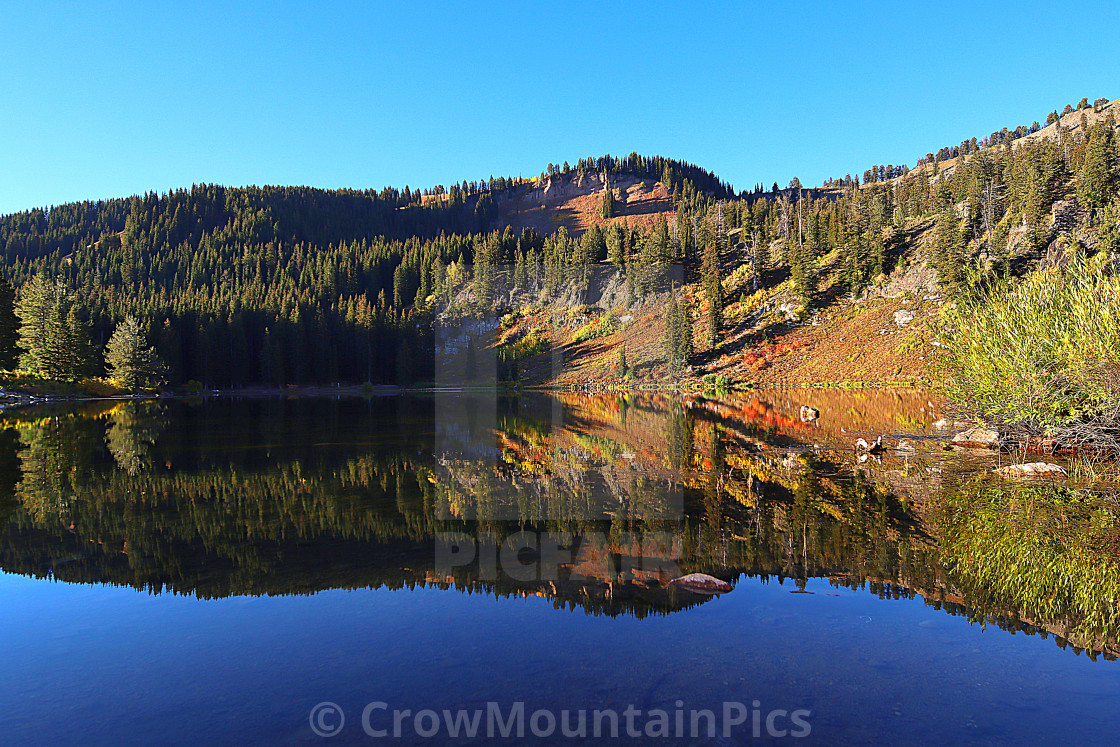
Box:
xmin=0 ymin=392 xmax=1117 ymax=660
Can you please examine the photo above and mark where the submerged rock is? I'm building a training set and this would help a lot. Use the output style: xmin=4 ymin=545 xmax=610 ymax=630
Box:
xmin=994 ymin=462 xmax=1068 ymax=479
xmin=952 ymin=427 xmax=1001 ymax=449
xmin=669 ymin=573 xmax=733 ymax=594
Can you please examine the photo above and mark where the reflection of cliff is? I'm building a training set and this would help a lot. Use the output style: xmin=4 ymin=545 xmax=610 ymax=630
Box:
xmin=431 ymin=393 xmax=694 ymax=521
xmin=0 ymin=394 xmax=1118 ymax=657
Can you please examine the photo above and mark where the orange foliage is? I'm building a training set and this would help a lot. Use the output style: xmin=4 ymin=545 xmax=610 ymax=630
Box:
xmin=741 ymin=341 xmax=803 ymax=372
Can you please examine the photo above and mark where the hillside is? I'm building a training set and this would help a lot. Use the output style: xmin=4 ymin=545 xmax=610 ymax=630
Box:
xmin=487 ymin=97 xmax=1119 ymax=389
xmin=0 ymin=98 xmax=1116 ymax=390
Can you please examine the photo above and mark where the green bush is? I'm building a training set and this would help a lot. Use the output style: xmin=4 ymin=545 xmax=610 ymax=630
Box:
xmin=499 ymin=329 xmax=547 ymax=361
xmin=940 ymin=252 xmax=1120 ymax=441
xmin=572 ymin=313 xmax=619 ymax=343
xmin=701 ymin=373 xmax=730 ymax=390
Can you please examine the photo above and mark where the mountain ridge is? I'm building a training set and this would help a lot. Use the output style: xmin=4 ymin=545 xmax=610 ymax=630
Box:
xmin=0 ymin=96 xmax=1115 ymax=390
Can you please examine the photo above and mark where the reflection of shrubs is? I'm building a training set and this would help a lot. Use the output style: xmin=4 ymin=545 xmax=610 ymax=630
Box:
xmin=572 ymin=313 xmax=619 ymax=343
xmin=573 ymin=432 xmax=622 ymax=460
xmin=937 ymin=479 xmax=1120 ymax=645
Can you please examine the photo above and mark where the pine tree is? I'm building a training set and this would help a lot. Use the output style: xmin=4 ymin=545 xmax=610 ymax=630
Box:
xmin=105 ymin=316 xmax=165 ymax=392
xmin=676 ymin=206 xmax=692 ymax=261
xmin=624 ymin=226 xmax=636 ymax=305
xmin=933 ymin=207 xmax=966 ymax=294
xmin=599 ymin=181 xmax=615 ymax=219
xmin=16 ymin=274 xmax=68 ymax=375
xmin=43 ymin=300 xmax=72 ymax=380
xmin=66 ymin=305 xmax=94 ymax=379
xmin=0 ymin=276 xmax=18 ymax=371
xmin=1078 ymin=125 xmax=1117 ymax=209
xmin=606 ymin=224 xmax=624 ymax=268
xmin=789 ymin=240 xmax=817 ymax=305
xmin=663 ymin=288 xmax=693 ymax=374
xmin=752 ymin=229 xmax=769 ymax=287
xmin=700 ymin=215 xmax=722 ymax=350
xmin=616 ymin=345 xmax=629 ymax=379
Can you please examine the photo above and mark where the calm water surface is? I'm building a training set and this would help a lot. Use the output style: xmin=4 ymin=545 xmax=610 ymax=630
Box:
xmin=1 ymin=390 xmax=1118 ymax=745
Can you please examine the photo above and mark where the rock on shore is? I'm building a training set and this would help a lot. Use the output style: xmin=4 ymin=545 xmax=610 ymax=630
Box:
xmin=952 ymin=427 xmax=1002 ymax=449
xmin=994 ymin=462 xmax=1068 ymax=479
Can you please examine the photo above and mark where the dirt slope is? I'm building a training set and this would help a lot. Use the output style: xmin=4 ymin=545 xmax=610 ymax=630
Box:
xmin=496 ymin=172 xmax=675 ymax=239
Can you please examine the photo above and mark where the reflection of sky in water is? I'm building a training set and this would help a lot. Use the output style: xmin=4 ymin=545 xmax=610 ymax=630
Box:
xmin=3 ymin=574 xmax=1119 ymax=745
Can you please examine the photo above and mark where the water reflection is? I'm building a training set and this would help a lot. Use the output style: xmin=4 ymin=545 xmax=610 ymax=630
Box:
xmin=0 ymin=392 xmax=1117 ymax=658
xmin=105 ymin=401 xmax=167 ymax=474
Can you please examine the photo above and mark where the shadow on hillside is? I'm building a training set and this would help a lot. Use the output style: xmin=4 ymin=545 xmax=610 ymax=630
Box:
xmin=615 ymin=198 xmax=674 ymax=220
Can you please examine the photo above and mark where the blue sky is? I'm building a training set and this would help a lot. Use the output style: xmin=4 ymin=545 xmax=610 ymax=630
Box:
xmin=2 ymin=2 xmax=1117 ymax=214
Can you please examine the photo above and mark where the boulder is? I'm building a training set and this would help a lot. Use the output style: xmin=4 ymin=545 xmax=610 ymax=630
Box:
xmin=994 ymin=462 xmax=1068 ymax=479
xmin=897 ymin=439 xmax=916 ymax=451
xmin=952 ymin=427 xmax=1001 ymax=449
xmin=855 ymin=435 xmax=884 ymax=453
xmin=669 ymin=573 xmax=733 ymax=594
xmin=800 ymin=406 xmax=819 ymax=422
xmin=894 ymin=309 xmax=915 ymax=327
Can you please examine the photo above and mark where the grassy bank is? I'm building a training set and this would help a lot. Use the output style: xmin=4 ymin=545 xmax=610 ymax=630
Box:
xmin=0 ymin=374 xmax=128 ymax=399
xmin=940 ymin=252 xmax=1120 ymax=452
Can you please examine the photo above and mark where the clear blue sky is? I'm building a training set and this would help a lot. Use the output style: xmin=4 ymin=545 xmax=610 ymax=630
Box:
xmin=2 ymin=1 xmax=1118 ymax=214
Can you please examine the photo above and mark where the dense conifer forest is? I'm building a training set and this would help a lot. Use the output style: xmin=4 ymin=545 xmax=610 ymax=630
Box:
xmin=0 ymin=100 xmax=1116 ymax=389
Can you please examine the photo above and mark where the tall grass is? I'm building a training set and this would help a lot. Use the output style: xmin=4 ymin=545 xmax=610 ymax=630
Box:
xmin=940 ymin=252 xmax=1120 ymax=449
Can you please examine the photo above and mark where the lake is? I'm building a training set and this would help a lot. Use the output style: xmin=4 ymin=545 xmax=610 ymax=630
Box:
xmin=1 ymin=390 xmax=1118 ymax=745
